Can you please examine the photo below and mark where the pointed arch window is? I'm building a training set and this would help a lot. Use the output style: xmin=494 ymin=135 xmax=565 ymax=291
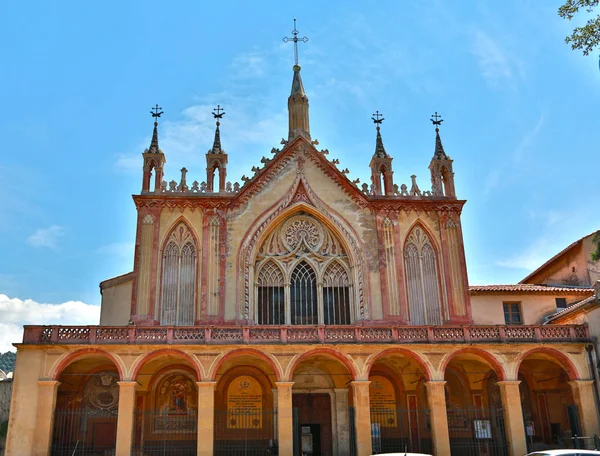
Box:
xmin=257 ymin=261 xmax=285 ymax=325
xmin=323 ymin=262 xmax=351 ymax=325
xmin=254 ymin=214 xmax=355 ymax=325
xmin=160 ymin=223 xmax=197 ymax=325
xmin=404 ymin=226 xmax=443 ymax=325
xmin=291 ymin=261 xmax=318 ymax=325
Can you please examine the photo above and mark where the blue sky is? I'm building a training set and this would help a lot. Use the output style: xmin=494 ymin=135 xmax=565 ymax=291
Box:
xmin=0 ymin=1 xmax=598 ymax=350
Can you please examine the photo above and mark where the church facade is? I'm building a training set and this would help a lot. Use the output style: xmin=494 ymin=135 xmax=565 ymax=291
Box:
xmin=5 ymin=57 xmax=599 ymax=456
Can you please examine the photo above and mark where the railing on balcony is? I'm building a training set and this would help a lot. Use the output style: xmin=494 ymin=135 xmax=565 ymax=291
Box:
xmin=21 ymin=324 xmax=589 ymax=345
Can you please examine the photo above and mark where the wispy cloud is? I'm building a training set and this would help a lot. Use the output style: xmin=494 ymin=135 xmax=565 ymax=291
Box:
xmin=483 ymin=111 xmax=545 ymax=196
xmin=27 ymin=225 xmax=65 ymax=250
xmin=0 ymin=294 xmax=100 ymax=353
xmin=471 ymin=29 xmax=524 ymax=89
xmin=496 ymin=208 xmax=593 ymax=272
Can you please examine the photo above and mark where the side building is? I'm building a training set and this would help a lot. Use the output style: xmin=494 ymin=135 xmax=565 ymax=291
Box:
xmin=5 ymin=61 xmax=599 ymax=456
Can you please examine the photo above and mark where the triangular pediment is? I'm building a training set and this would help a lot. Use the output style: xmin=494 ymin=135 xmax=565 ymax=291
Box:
xmin=231 ymin=136 xmax=369 ymax=208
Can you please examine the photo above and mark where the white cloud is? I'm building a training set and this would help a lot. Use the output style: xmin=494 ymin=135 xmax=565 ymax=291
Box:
xmin=116 ymin=95 xmax=287 ymax=184
xmin=27 ymin=225 xmax=65 ymax=250
xmin=96 ymin=241 xmax=135 ymax=257
xmin=0 ymin=294 xmax=101 ymax=353
xmin=471 ymin=29 xmax=523 ymax=89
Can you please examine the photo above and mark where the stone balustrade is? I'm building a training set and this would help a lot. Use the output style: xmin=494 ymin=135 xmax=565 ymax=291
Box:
xmin=21 ymin=324 xmax=589 ymax=345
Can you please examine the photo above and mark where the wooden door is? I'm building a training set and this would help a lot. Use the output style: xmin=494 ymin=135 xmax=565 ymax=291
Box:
xmin=293 ymin=394 xmax=333 ymax=456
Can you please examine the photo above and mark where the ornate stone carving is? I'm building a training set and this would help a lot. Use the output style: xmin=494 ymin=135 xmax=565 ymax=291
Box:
xmin=281 ymin=215 xmax=323 ymax=251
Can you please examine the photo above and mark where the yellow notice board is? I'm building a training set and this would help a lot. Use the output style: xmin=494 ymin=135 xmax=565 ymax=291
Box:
xmin=226 ymin=375 xmax=263 ymax=428
xmin=370 ymin=375 xmax=397 ymax=427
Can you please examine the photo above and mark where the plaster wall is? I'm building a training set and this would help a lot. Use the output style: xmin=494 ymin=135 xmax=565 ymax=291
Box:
xmin=526 ymin=235 xmax=600 ymax=287
xmin=471 ymin=294 xmax=567 ymax=325
xmin=100 ymin=279 xmax=133 ymax=326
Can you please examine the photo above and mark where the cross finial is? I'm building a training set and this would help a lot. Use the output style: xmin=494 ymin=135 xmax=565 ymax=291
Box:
xmin=430 ymin=111 xmax=443 ymax=132
xmin=150 ymin=104 xmax=164 ymax=125
xmin=282 ymin=18 xmax=309 ymax=66
xmin=372 ymin=111 xmax=385 ymax=129
xmin=212 ymin=105 xmax=225 ymax=125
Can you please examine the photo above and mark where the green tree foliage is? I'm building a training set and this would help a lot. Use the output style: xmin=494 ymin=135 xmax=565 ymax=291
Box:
xmin=592 ymin=232 xmax=600 ymax=262
xmin=559 ymin=0 xmax=600 ymax=55
xmin=0 ymin=352 xmax=16 ymax=374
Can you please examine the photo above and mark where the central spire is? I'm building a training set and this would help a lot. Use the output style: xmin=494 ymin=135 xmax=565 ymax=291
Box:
xmin=283 ymin=19 xmax=311 ymax=142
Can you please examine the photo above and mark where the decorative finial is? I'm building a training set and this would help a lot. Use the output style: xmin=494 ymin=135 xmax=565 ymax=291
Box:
xmin=147 ymin=104 xmax=163 ymax=154
xmin=283 ymin=18 xmax=308 ymax=67
xmin=212 ymin=104 xmax=225 ymax=126
xmin=372 ymin=110 xmax=385 ymax=130
xmin=430 ymin=112 xmax=448 ymax=159
xmin=430 ymin=111 xmax=443 ymax=132
xmin=151 ymin=104 xmax=164 ymax=126
xmin=372 ymin=111 xmax=388 ymax=158
xmin=209 ymin=105 xmax=225 ymax=154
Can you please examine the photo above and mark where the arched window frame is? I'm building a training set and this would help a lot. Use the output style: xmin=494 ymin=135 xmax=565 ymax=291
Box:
xmin=253 ymin=214 xmax=354 ymax=326
xmin=404 ymin=224 xmax=444 ymax=326
xmin=159 ymin=222 xmax=198 ymax=326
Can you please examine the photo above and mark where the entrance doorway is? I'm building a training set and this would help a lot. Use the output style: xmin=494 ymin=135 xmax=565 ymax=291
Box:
xmin=293 ymin=394 xmax=333 ymax=456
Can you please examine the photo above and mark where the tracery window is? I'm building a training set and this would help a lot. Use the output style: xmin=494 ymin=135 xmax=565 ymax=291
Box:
xmin=257 ymin=261 xmax=285 ymax=325
xmin=160 ymin=222 xmax=197 ymax=325
xmin=404 ymin=226 xmax=443 ymax=325
xmin=254 ymin=214 xmax=353 ymax=325
xmin=323 ymin=262 xmax=351 ymax=325
xmin=291 ymin=261 xmax=318 ymax=325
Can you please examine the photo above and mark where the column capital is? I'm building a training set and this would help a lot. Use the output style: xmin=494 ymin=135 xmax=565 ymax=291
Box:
xmin=497 ymin=380 xmax=521 ymax=387
xmin=37 ymin=380 xmax=60 ymax=388
xmin=334 ymin=387 xmax=349 ymax=393
xmin=117 ymin=381 xmax=138 ymax=388
xmin=276 ymin=381 xmax=295 ymax=389
xmin=568 ymin=379 xmax=595 ymax=388
xmin=196 ymin=381 xmax=217 ymax=388
xmin=425 ymin=380 xmax=447 ymax=390
xmin=350 ymin=380 xmax=371 ymax=387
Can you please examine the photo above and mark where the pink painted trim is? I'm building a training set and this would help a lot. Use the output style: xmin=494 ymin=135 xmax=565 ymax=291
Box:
xmin=440 ymin=347 xmax=506 ymax=381
xmin=365 ymin=347 xmax=433 ymax=381
xmin=51 ymin=348 xmax=125 ymax=381
xmin=287 ymin=347 xmax=358 ymax=380
xmin=514 ymin=346 xmax=580 ymax=381
xmin=131 ymin=348 xmax=202 ymax=381
xmin=210 ymin=348 xmax=283 ymax=381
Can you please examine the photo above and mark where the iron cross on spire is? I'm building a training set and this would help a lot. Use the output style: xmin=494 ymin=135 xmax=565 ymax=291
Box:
xmin=150 ymin=104 xmax=164 ymax=122
xmin=282 ymin=18 xmax=308 ymax=66
xmin=372 ymin=110 xmax=385 ymax=126
xmin=430 ymin=112 xmax=443 ymax=131
xmin=212 ymin=104 xmax=225 ymax=119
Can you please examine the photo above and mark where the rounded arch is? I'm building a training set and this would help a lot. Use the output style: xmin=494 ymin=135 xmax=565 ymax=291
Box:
xmin=51 ymin=348 xmax=125 ymax=381
xmin=514 ymin=346 xmax=579 ymax=381
xmin=131 ymin=348 xmax=202 ymax=382
xmin=287 ymin=348 xmax=358 ymax=380
xmin=209 ymin=348 xmax=283 ymax=382
xmin=440 ymin=347 xmax=506 ymax=381
xmin=365 ymin=347 xmax=433 ymax=381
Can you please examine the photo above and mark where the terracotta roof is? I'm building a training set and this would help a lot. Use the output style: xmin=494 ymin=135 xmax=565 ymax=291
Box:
xmin=519 ymin=229 xmax=599 ymax=284
xmin=469 ymin=284 xmax=594 ymax=295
